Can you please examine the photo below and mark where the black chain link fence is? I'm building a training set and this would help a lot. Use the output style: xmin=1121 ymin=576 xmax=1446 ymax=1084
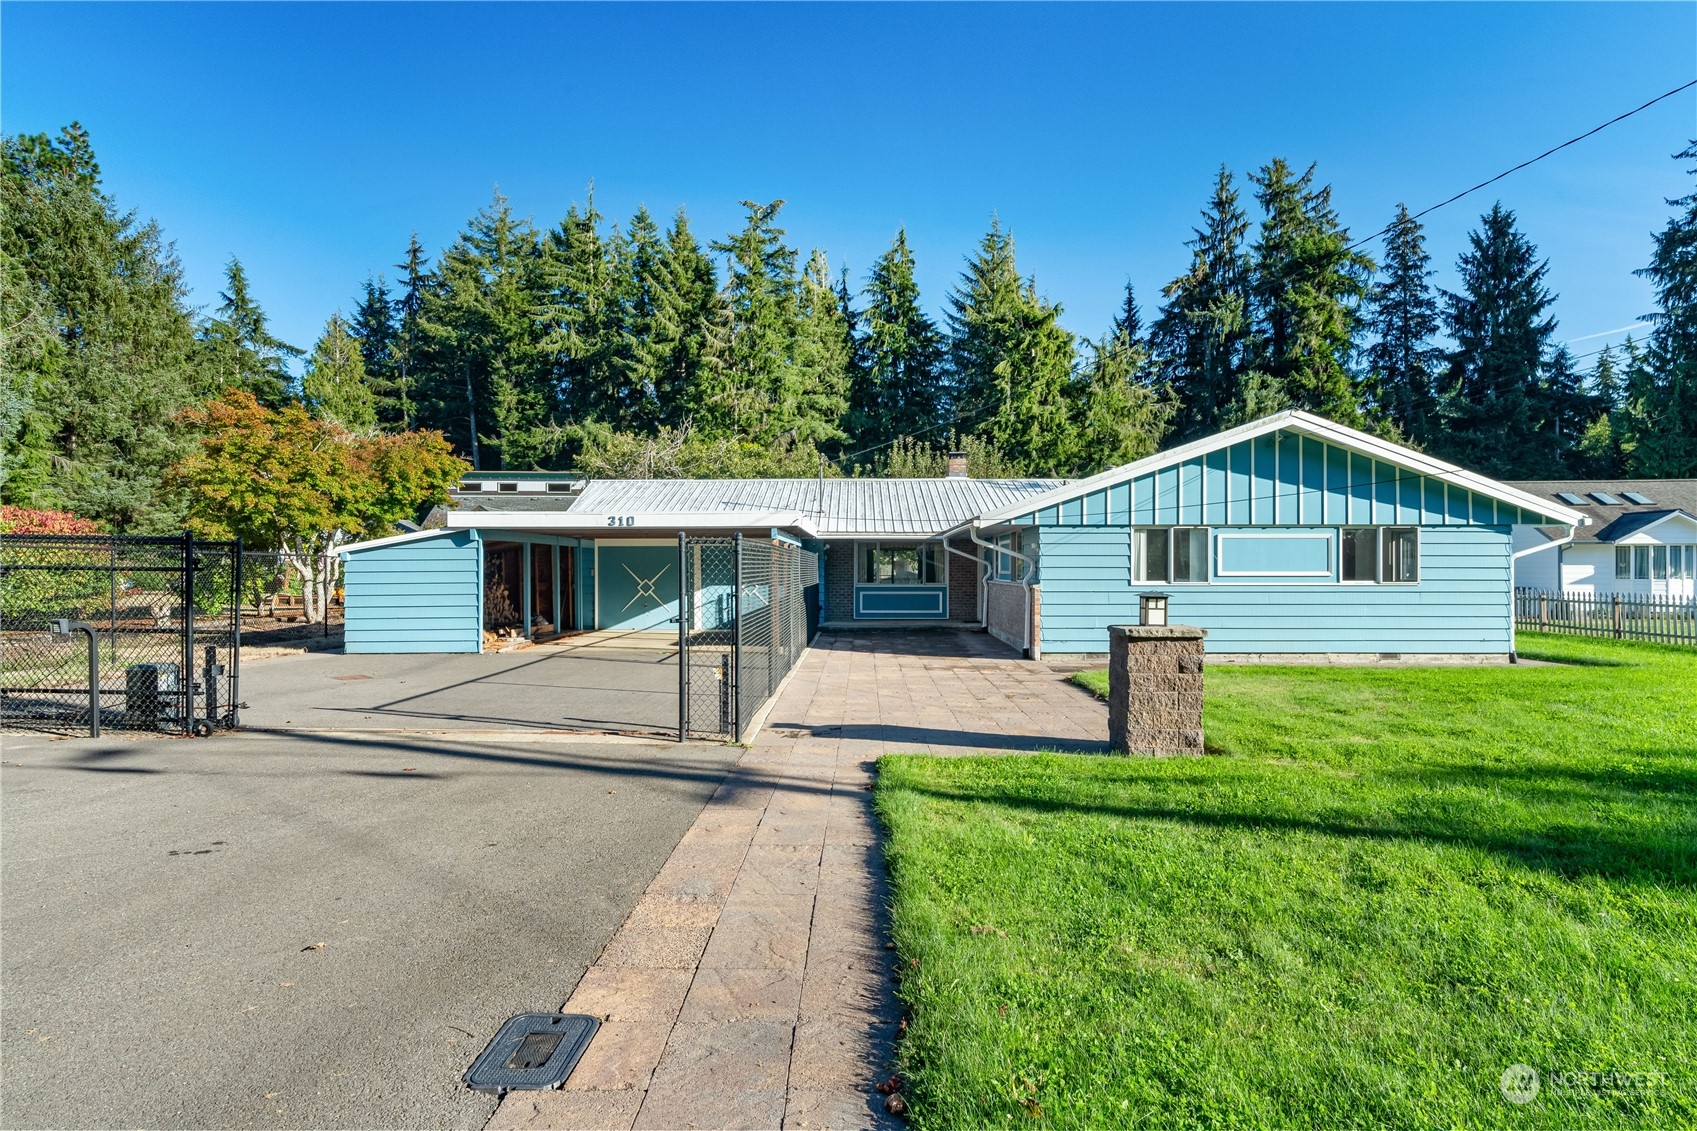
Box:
xmin=0 ymin=533 xmax=241 ymax=736
xmin=677 ymin=533 xmax=816 ymax=740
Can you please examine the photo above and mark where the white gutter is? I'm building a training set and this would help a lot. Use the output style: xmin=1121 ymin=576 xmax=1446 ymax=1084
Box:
xmin=964 ymin=525 xmax=1040 ymax=657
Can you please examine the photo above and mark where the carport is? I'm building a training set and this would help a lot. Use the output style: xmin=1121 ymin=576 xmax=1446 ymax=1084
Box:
xmin=241 ymin=631 xmax=683 ymax=736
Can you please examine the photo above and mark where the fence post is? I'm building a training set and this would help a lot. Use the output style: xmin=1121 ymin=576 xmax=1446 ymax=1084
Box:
xmin=1538 ymin=593 xmax=1547 ymax=631
xmin=1612 ymin=594 xmax=1623 ymax=639
xmin=677 ymin=532 xmax=688 ymax=743
xmin=733 ymin=533 xmax=743 ymax=741
xmin=231 ymin=539 xmax=242 ymax=728
xmin=181 ymin=530 xmax=196 ymax=732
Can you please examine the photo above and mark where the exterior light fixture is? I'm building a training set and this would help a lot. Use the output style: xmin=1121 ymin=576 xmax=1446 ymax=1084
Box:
xmin=1139 ymin=592 xmax=1169 ymax=627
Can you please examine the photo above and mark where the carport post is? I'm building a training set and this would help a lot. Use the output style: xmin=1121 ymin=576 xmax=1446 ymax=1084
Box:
xmin=733 ymin=532 xmax=743 ymax=738
xmin=677 ymin=531 xmax=688 ymax=742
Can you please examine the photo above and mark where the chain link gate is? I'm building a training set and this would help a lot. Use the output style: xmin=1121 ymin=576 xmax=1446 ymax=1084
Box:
xmin=0 ymin=533 xmax=241 ymax=736
xmin=677 ymin=533 xmax=817 ymax=741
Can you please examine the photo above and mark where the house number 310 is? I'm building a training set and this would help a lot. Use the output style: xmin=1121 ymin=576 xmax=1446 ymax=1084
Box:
xmin=606 ymin=515 xmax=637 ymax=527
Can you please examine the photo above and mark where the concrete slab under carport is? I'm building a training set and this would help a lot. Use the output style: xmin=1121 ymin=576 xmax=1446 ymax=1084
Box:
xmin=241 ymin=632 xmax=682 ymax=737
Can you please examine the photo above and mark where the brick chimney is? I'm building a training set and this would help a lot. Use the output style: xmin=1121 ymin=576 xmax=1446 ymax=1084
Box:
xmin=945 ymin=451 xmax=969 ymax=478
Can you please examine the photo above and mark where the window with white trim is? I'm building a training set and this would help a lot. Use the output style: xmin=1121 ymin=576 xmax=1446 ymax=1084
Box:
xmin=858 ymin=541 xmax=942 ymax=585
xmin=993 ymin=532 xmax=1029 ymax=582
xmin=1132 ymin=527 xmax=1208 ymax=583
xmin=1616 ymin=546 xmax=1632 ymax=579
xmin=1340 ymin=527 xmax=1418 ymax=584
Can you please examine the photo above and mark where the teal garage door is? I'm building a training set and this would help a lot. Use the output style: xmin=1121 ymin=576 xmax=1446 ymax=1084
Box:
xmin=597 ymin=544 xmax=680 ymax=630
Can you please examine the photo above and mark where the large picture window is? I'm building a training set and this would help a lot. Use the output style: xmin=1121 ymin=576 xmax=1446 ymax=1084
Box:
xmin=858 ymin=541 xmax=942 ymax=585
xmin=1132 ymin=527 xmax=1208 ymax=583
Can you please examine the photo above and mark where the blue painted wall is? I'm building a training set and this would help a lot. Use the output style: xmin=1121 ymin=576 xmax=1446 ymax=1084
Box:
xmin=1010 ymin=430 xmax=1552 ymax=529
xmin=343 ymin=530 xmax=483 ymax=653
xmin=1036 ymin=525 xmax=1513 ymax=654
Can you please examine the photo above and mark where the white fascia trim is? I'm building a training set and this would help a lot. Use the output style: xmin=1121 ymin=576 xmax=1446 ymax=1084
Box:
xmin=338 ymin=528 xmax=463 ymax=557
xmin=444 ymin=510 xmax=820 ymax=538
xmin=965 ymin=409 xmax=1588 ymax=529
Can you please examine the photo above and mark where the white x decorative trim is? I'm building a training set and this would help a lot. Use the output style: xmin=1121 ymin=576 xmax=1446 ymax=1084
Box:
xmin=621 ymin=562 xmax=670 ymax=611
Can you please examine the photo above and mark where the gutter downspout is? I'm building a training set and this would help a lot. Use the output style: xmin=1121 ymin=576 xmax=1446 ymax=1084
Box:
xmin=964 ymin=523 xmax=1040 ymax=658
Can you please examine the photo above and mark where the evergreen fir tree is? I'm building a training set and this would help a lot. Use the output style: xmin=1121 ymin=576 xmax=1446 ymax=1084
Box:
xmin=303 ymin=312 xmax=378 ymax=433
xmin=389 ymin=232 xmax=431 ymax=431
xmin=650 ymin=210 xmax=729 ymax=430
xmin=945 ymin=220 xmax=1078 ymax=473
xmin=1362 ymin=204 xmax=1442 ymax=442
xmin=612 ymin=205 xmax=669 ymax=427
xmin=788 ymin=249 xmax=851 ymax=446
xmin=200 ymin=257 xmax=300 ymax=408
xmin=1435 ymin=203 xmax=1559 ymax=477
xmin=544 ymin=191 xmax=623 ymax=424
xmin=1242 ymin=159 xmax=1372 ymax=425
xmin=1622 ymin=141 xmax=1697 ymax=476
xmin=1074 ymin=316 xmax=1175 ymax=473
xmin=710 ymin=199 xmax=803 ymax=442
xmin=852 ymin=229 xmax=945 ymax=450
xmin=351 ymin=275 xmax=406 ymax=429
xmin=1152 ymin=168 xmax=1254 ymax=440
xmin=1542 ymin=345 xmax=1593 ymax=474
xmin=413 ymin=191 xmax=550 ymax=468
xmin=1 ymin=123 xmax=208 ymax=529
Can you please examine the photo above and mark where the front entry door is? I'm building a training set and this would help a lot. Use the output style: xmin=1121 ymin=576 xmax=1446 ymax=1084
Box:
xmin=597 ymin=544 xmax=680 ymax=631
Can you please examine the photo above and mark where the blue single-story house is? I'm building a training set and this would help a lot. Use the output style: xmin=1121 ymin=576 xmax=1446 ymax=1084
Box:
xmin=337 ymin=410 xmax=1585 ymax=659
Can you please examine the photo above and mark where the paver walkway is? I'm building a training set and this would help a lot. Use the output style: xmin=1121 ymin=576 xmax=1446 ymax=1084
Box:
xmin=490 ymin=630 xmax=1108 ymax=1131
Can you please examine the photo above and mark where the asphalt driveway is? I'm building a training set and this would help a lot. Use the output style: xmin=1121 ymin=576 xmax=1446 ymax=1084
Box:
xmin=0 ymin=727 xmax=741 ymax=1130
xmin=238 ymin=634 xmax=681 ymax=737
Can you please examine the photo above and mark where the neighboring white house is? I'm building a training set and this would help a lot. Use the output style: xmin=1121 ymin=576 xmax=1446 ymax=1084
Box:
xmin=1509 ymin=480 xmax=1697 ymax=599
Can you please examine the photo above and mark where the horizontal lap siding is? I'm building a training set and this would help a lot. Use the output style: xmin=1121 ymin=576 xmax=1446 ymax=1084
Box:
xmin=344 ymin=532 xmax=481 ymax=653
xmin=1038 ymin=526 xmax=1512 ymax=654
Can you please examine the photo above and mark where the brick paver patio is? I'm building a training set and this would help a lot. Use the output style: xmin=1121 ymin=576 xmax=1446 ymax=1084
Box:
xmin=488 ymin=630 xmax=1108 ymax=1131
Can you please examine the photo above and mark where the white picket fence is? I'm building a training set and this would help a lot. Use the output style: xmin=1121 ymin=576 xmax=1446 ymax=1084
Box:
xmin=1515 ymin=587 xmax=1697 ymax=646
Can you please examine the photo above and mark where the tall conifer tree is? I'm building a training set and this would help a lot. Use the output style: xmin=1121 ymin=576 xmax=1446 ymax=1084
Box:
xmin=1241 ymin=159 xmax=1372 ymax=425
xmin=1153 ymin=169 xmax=1253 ymax=440
xmin=788 ymin=250 xmax=851 ymax=446
xmin=946 ymin=220 xmax=1077 ymax=473
xmin=414 ymin=192 xmax=550 ymax=468
xmin=1436 ymin=203 xmax=1559 ymax=477
xmin=1362 ymin=204 xmax=1442 ymax=441
xmin=303 ymin=312 xmax=378 ymax=433
xmin=1621 ymin=141 xmax=1697 ymax=476
xmin=711 ymin=200 xmax=803 ymax=442
xmin=852 ymin=229 xmax=945 ymax=450
xmin=200 ymin=258 xmax=300 ymax=408
xmin=351 ymin=275 xmax=407 ymax=429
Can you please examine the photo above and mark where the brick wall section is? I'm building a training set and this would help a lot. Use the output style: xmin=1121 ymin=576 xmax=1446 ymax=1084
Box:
xmin=823 ymin=541 xmax=855 ymax=623
xmin=1107 ymin=625 xmax=1206 ymax=755
xmin=946 ymin=534 xmax=981 ymax=622
xmin=986 ymin=580 xmax=1030 ymax=653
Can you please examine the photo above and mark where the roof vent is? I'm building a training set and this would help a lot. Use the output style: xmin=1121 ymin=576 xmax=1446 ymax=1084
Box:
xmin=1590 ymin=491 xmax=1622 ymax=505
xmin=946 ymin=451 xmax=969 ymax=479
xmin=1622 ymin=491 xmax=1656 ymax=505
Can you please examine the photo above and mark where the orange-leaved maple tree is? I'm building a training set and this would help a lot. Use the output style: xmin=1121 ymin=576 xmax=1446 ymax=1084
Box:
xmin=172 ymin=390 xmax=466 ymax=621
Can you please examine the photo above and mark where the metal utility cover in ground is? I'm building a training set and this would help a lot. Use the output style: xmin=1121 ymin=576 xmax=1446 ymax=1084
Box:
xmin=463 ymin=1012 xmax=600 ymax=1093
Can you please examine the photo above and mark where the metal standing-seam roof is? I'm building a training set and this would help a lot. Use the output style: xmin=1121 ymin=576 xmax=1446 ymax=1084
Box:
xmin=447 ymin=477 xmax=1066 ymax=536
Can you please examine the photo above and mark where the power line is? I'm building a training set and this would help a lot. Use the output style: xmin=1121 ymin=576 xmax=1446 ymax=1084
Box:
xmin=1348 ymin=78 xmax=1697 ymax=252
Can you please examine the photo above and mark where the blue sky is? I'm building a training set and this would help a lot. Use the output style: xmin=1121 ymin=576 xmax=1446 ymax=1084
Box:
xmin=4 ymin=3 xmax=1694 ymax=371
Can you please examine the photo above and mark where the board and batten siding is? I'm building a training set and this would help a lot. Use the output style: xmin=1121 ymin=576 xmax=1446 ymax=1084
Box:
xmin=1007 ymin=430 xmax=1552 ymax=529
xmin=1036 ymin=525 xmax=1513 ymax=654
xmin=343 ymin=530 xmax=483 ymax=653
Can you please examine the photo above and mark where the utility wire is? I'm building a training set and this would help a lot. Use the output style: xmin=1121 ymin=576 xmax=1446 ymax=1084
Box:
xmin=1348 ymin=77 xmax=1697 ymax=251
xmin=826 ymin=82 xmax=1695 ymax=473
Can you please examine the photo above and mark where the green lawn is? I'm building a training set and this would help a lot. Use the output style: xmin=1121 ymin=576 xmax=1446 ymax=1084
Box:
xmin=874 ymin=634 xmax=1696 ymax=1129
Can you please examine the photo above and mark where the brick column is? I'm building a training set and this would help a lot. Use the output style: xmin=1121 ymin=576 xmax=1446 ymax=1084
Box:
xmin=1107 ymin=625 xmax=1207 ymax=755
